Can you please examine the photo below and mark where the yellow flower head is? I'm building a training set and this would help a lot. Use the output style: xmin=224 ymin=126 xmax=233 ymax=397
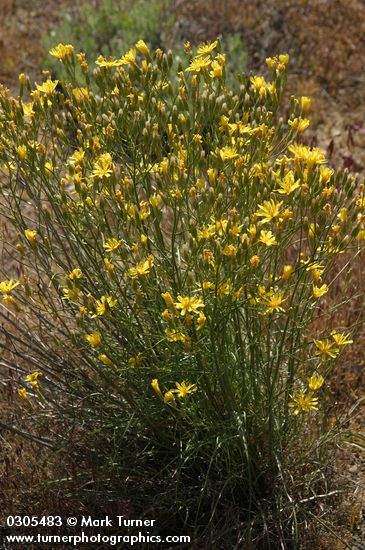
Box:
xmin=72 ymin=87 xmax=89 ymax=102
xmin=136 ymin=40 xmax=150 ymax=57
xmin=103 ymin=237 xmax=123 ymax=253
xmin=165 ymin=328 xmax=191 ymax=345
xmin=210 ymin=59 xmax=224 ymax=79
xmin=120 ymin=48 xmax=137 ymax=66
xmin=288 ymin=144 xmax=326 ymax=168
xmin=185 ymin=55 xmax=211 ymax=73
xmin=49 ymin=43 xmax=74 ymax=62
xmin=275 ymin=171 xmax=300 ymax=195
xmin=218 ymin=146 xmax=239 ymax=161
xmin=175 ymin=295 xmax=205 ymax=316
xmin=173 ymin=381 xmax=197 ymax=398
xmin=0 ymin=279 xmax=20 ymax=295
xmin=262 ymin=290 xmax=286 ymax=314
xmin=313 ymin=339 xmax=339 ymax=361
xmin=127 ymin=256 xmax=154 ymax=278
xmin=164 ymin=390 xmax=175 ymax=403
xmin=24 ymin=229 xmax=37 ymax=243
xmin=259 ymin=230 xmax=277 ymax=246
xmin=67 ymin=268 xmax=83 ymax=280
xmin=93 ymin=295 xmax=117 ymax=316
xmin=62 ymin=285 xmax=80 ymax=302
xmin=24 ymin=370 xmax=43 ymax=389
xmin=307 ymin=373 xmax=324 ymax=391
xmin=85 ymin=332 xmax=101 ymax=347
xmin=300 ymin=96 xmax=311 ymax=113
xmin=255 ymin=199 xmax=283 ymax=224
xmin=99 ymin=354 xmax=113 ymax=366
xmin=250 ymin=75 xmax=266 ymax=94
xmin=92 ymin=152 xmax=113 ymax=179
xmin=17 ymin=388 xmax=29 ymax=400
xmin=95 ymin=55 xmax=124 ymax=68
xmin=17 ymin=145 xmax=27 ymax=160
xmin=312 ymin=284 xmax=328 ymax=299
xmin=288 ymin=117 xmax=310 ymax=133
xmin=151 ymin=378 xmax=163 ymax=399
xmin=197 ymin=40 xmax=218 ymax=56
xmin=36 ymin=79 xmax=58 ymax=95
xmin=289 ymin=390 xmax=318 ymax=415
xmin=161 ymin=291 xmax=175 ymax=307
xmin=331 ymin=331 xmax=353 ymax=347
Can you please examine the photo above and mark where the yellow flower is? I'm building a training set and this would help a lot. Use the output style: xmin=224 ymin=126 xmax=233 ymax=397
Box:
xmin=93 ymin=295 xmax=117 ymax=316
xmin=120 ymin=48 xmax=137 ymax=66
xmin=288 ymin=117 xmax=310 ymax=133
xmin=62 ymin=285 xmax=80 ymax=301
xmin=24 ymin=370 xmax=42 ymax=389
xmin=92 ymin=152 xmax=113 ymax=179
xmin=338 ymin=208 xmax=348 ymax=224
xmin=275 ymin=172 xmax=300 ymax=195
xmin=301 ymin=96 xmax=311 ymax=113
xmin=197 ymin=40 xmax=218 ymax=55
xmin=17 ymin=388 xmax=29 ymax=400
xmin=313 ymin=339 xmax=339 ymax=361
xmin=320 ymin=166 xmax=334 ymax=184
xmin=197 ymin=311 xmax=206 ymax=331
xmin=308 ymin=374 xmax=324 ymax=391
xmin=99 ymin=354 xmax=113 ymax=366
xmin=68 ymin=149 xmax=85 ymax=165
xmin=72 ymin=87 xmax=89 ymax=102
xmin=136 ymin=40 xmax=150 ymax=57
xmin=312 ymin=284 xmax=328 ymax=299
xmin=331 ymin=331 xmax=353 ymax=347
xmin=250 ymin=75 xmax=266 ymax=95
xmin=209 ymin=59 xmax=224 ymax=78
xmin=49 ymin=43 xmax=74 ymax=61
xmin=259 ymin=230 xmax=277 ymax=246
xmin=262 ymin=290 xmax=286 ymax=314
xmin=103 ymin=258 xmax=115 ymax=272
xmin=164 ymin=390 xmax=175 ymax=403
xmin=24 ymin=229 xmax=37 ymax=243
xmin=151 ymin=378 xmax=163 ymax=400
xmin=165 ymin=329 xmax=191 ymax=345
xmin=127 ymin=256 xmax=154 ymax=278
xmin=0 ymin=279 xmax=20 ymax=294
xmin=266 ymin=54 xmax=289 ymax=73
xmin=255 ymin=199 xmax=283 ymax=224
xmin=185 ymin=55 xmax=211 ymax=73
xmin=103 ymin=238 xmax=123 ymax=253
xmin=17 ymin=145 xmax=27 ymax=160
xmin=36 ymin=79 xmax=58 ymax=94
xmin=282 ymin=265 xmax=293 ymax=281
xmin=250 ymin=255 xmax=260 ymax=268
xmin=289 ymin=390 xmax=318 ymax=415
xmin=85 ymin=332 xmax=101 ymax=347
xmin=161 ymin=291 xmax=175 ymax=307
xmin=218 ymin=146 xmax=239 ymax=161
xmin=128 ymin=353 xmax=143 ymax=367
xmin=175 ymin=295 xmax=205 ymax=316
xmin=288 ymin=144 xmax=326 ymax=168
xmin=173 ymin=381 xmax=197 ymax=398
xmin=223 ymin=244 xmax=237 ymax=256
xmin=95 ymin=55 xmax=124 ymax=68
xmin=67 ymin=268 xmax=83 ymax=280
xmin=22 ymin=101 xmax=35 ymax=118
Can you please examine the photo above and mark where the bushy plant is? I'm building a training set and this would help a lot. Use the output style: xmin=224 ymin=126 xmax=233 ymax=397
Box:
xmin=0 ymin=41 xmax=364 ymax=547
